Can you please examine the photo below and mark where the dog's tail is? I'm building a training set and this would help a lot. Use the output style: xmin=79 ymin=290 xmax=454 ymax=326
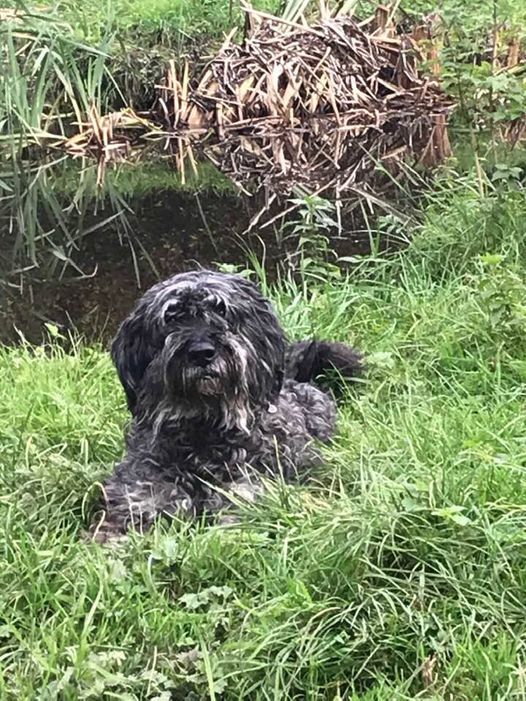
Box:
xmin=285 ymin=339 xmax=364 ymax=385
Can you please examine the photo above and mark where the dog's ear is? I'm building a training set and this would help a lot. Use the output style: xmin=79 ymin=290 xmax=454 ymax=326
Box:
xmin=111 ymin=312 xmax=155 ymax=413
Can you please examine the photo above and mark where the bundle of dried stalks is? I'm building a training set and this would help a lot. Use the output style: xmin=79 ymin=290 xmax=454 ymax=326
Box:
xmin=153 ymin=4 xmax=454 ymax=196
xmin=65 ymin=3 xmax=455 ymax=197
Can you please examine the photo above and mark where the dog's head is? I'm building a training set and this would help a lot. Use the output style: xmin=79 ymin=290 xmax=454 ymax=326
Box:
xmin=111 ymin=270 xmax=285 ymax=427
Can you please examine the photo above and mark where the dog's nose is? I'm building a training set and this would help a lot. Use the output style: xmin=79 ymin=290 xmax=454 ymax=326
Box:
xmin=187 ymin=340 xmax=216 ymax=367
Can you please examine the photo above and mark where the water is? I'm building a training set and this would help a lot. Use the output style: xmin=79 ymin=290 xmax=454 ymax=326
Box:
xmin=0 ymin=157 xmax=397 ymax=344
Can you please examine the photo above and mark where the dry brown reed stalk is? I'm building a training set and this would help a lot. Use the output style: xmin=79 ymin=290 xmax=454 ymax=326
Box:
xmin=64 ymin=107 xmax=156 ymax=185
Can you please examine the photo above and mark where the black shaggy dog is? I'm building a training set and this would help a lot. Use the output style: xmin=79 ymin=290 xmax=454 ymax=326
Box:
xmin=90 ymin=270 xmax=362 ymax=541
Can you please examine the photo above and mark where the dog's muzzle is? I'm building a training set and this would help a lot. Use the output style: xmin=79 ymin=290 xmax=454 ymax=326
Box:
xmin=186 ymin=339 xmax=216 ymax=368
xmin=163 ymin=332 xmax=233 ymax=399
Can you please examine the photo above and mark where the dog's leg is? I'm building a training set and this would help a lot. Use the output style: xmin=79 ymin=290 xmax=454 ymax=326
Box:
xmin=89 ymin=464 xmax=194 ymax=543
xmin=282 ymin=381 xmax=337 ymax=442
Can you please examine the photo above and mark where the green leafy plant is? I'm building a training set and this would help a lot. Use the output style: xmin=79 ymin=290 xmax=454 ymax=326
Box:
xmin=476 ymin=253 xmax=526 ymax=342
xmin=282 ymin=194 xmax=341 ymax=283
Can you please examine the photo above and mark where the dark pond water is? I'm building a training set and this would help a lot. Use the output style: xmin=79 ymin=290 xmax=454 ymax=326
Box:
xmin=0 ymin=158 xmax=402 ymax=345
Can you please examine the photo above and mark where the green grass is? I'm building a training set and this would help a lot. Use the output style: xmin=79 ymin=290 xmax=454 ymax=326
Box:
xmin=2 ymin=171 xmax=526 ymax=699
xmin=25 ymin=0 xmax=283 ymax=46
xmin=46 ymin=0 xmax=526 ymax=43
xmin=50 ymin=159 xmax=236 ymax=198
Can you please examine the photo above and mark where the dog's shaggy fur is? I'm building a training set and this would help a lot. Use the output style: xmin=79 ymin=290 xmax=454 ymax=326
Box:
xmin=90 ymin=270 xmax=362 ymax=541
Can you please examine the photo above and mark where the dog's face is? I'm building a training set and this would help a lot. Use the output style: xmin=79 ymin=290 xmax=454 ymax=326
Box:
xmin=111 ymin=271 xmax=286 ymax=425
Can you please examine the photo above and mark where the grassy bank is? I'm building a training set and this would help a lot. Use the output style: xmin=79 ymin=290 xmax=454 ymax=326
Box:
xmin=1 ymin=170 xmax=526 ymax=699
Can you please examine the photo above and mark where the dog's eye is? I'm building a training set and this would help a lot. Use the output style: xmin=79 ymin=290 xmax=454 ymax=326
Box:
xmin=163 ymin=303 xmax=180 ymax=324
xmin=215 ymin=300 xmax=227 ymax=317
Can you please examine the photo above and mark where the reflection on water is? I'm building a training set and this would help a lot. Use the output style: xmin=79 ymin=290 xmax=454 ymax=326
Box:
xmin=0 ymin=157 xmax=401 ymax=344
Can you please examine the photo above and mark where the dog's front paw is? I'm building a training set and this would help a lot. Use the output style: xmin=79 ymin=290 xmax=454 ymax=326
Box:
xmin=215 ymin=513 xmax=242 ymax=526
